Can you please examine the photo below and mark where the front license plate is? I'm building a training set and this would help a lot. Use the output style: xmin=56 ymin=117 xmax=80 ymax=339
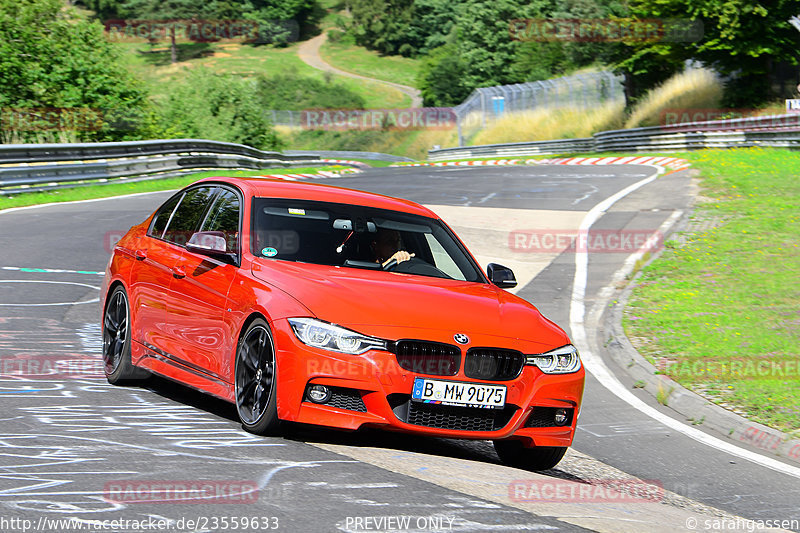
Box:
xmin=412 ymin=378 xmax=506 ymax=409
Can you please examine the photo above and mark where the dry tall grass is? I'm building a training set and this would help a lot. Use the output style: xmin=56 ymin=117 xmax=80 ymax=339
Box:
xmin=395 ymin=127 xmax=459 ymax=159
xmin=625 ymin=68 xmax=723 ymax=128
xmin=470 ymin=101 xmax=625 ymax=145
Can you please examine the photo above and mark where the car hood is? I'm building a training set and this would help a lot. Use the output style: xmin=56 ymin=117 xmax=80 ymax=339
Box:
xmin=252 ymin=259 xmax=568 ymax=351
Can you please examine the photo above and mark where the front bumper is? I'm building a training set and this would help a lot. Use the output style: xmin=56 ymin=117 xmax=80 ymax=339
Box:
xmin=273 ymin=320 xmax=585 ymax=447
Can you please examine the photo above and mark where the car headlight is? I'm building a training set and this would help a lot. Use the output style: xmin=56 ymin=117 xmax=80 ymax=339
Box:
xmin=287 ymin=318 xmax=386 ymax=355
xmin=526 ymin=344 xmax=581 ymax=374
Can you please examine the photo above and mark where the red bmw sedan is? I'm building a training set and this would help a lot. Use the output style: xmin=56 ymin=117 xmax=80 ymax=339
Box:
xmin=101 ymin=176 xmax=584 ymax=470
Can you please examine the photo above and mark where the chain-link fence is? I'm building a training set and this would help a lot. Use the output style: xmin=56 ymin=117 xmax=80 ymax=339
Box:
xmin=452 ymin=71 xmax=624 ymax=145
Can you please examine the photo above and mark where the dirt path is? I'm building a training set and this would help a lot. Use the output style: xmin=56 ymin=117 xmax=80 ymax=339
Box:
xmin=297 ymin=34 xmax=423 ymax=108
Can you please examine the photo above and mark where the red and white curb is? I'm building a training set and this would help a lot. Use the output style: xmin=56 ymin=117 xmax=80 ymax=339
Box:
xmin=256 ymin=168 xmax=363 ymax=181
xmin=320 ymin=158 xmax=372 ymax=169
xmin=392 ymin=156 xmax=690 ymax=172
xmin=536 ymin=155 xmax=690 ymax=171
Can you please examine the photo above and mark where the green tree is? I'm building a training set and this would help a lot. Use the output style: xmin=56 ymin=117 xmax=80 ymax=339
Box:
xmin=417 ymin=44 xmax=472 ymax=106
xmin=80 ymin=0 xmax=127 ymax=19
xmin=417 ymin=0 xmax=546 ymax=105
xmin=619 ymin=0 xmax=800 ymax=104
xmin=349 ymin=0 xmax=464 ymax=57
xmin=119 ymin=0 xmax=209 ymax=63
xmin=349 ymin=0 xmax=416 ymax=56
xmin=0 ymin=0 xmax=148 ymax=142
xmin=402 ymin=0 xmax=461 ymax=56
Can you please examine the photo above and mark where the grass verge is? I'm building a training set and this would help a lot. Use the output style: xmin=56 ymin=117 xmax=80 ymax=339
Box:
xmin=0 ymin=167 xmax=351 ymax=211
xmin=624 ymin=148 xmax=800 ymax=434
xmin=319 ymin=39 xmax=421 ymax=89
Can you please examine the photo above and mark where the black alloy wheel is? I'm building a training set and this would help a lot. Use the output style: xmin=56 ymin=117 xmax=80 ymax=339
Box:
xmin=103 ymin=286 xmax=148 ymax=383
xmin=235 ymin=318 xmax=280 ymax=434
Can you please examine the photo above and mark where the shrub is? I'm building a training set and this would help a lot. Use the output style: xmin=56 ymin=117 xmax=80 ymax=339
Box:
xmin=158 ymin=68 xmax=283 ymax=150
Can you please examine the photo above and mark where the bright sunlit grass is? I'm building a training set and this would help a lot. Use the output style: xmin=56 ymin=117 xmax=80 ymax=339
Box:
xmin=319 ymin=39 xmax=421 ymax=89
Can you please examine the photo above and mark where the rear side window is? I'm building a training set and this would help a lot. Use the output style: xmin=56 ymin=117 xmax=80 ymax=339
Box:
xmin=162 ymin=186 xmax=217 ymax=246
xmin=149 ymin=194 xmax=181 ymax=238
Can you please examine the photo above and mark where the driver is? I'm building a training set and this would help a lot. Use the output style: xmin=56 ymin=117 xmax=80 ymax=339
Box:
xmin=372 ymin=229 xmax=414 ymax=268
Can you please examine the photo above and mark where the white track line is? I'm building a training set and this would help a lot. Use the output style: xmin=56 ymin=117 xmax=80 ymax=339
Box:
xmin=570 ymin=166 xmax=800 ymax=479
xmin=0 ymin=280 xmax=100 ymax=307
xmin=3 ymin=266 xmax=104 ymax=276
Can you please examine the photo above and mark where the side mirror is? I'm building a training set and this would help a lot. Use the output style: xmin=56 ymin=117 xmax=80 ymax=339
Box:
xmin=187 ymin=231 xmax=228 ymax=256
xmin=487 ymin=263 xmax=517 ymax=288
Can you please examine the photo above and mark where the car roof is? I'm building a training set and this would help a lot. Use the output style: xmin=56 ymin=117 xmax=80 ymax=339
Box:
xmin=195 ymin=176 xmax=438 ymax=218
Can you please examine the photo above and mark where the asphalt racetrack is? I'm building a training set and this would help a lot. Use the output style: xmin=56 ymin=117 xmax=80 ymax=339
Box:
xmin=0 ymin=165 xmax=797 ymax=532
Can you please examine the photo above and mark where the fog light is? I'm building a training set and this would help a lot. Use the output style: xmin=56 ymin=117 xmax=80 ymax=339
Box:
xmin=307 ymin=384 xmax=331 ymax=404
xmin=554 ymin=408 xmax=569 ymax=426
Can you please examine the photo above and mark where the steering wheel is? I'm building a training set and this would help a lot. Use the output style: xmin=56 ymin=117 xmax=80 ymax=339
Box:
xmin=383 ymin=257 xmax=449 ymax=278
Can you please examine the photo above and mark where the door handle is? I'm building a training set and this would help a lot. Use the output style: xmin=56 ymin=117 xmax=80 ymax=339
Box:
xmin=172 ymin=266 xmax=186 ymax=279
xmin=135 ymin=249 xmax=147 ymax=261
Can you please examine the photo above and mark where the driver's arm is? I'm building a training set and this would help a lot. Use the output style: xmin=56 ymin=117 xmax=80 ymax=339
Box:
xmin=382 ymin=251 xmax=415 ymax=268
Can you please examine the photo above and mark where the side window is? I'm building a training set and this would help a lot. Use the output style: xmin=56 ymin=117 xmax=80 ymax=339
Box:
xmin=200 ymin=189 xmax=241 ymax=254
xmin=162 ymin=186 xmax=217 ymax=246
xmin=149 ymin=194 xmax=181 ymax=238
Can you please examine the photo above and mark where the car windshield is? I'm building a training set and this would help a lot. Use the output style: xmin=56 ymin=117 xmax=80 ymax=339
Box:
xmin=251 ymin=198 xmax=484 ymax=282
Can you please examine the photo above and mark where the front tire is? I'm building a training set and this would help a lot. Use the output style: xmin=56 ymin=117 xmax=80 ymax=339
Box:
xmin=235 ymin=318 xmax=280 ymax=435
xmin=103 ymin=286 xmax=148 ymax=384
xmin=494 ymin=440 xmax=567 ymax=471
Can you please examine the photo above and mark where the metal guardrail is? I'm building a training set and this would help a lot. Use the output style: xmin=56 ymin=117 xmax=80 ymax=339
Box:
xmin=0 ymin=139 xmax=402 ymax=193
xmin=427 ymin=138 xmax=595 ymax=160
xmin=283 ymin=150 xmax=414 ymax=162
xmin=0 ymin=139 xmax=318 ymax=165
xmin=429 ymin=114 xmax=800 ymax=160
